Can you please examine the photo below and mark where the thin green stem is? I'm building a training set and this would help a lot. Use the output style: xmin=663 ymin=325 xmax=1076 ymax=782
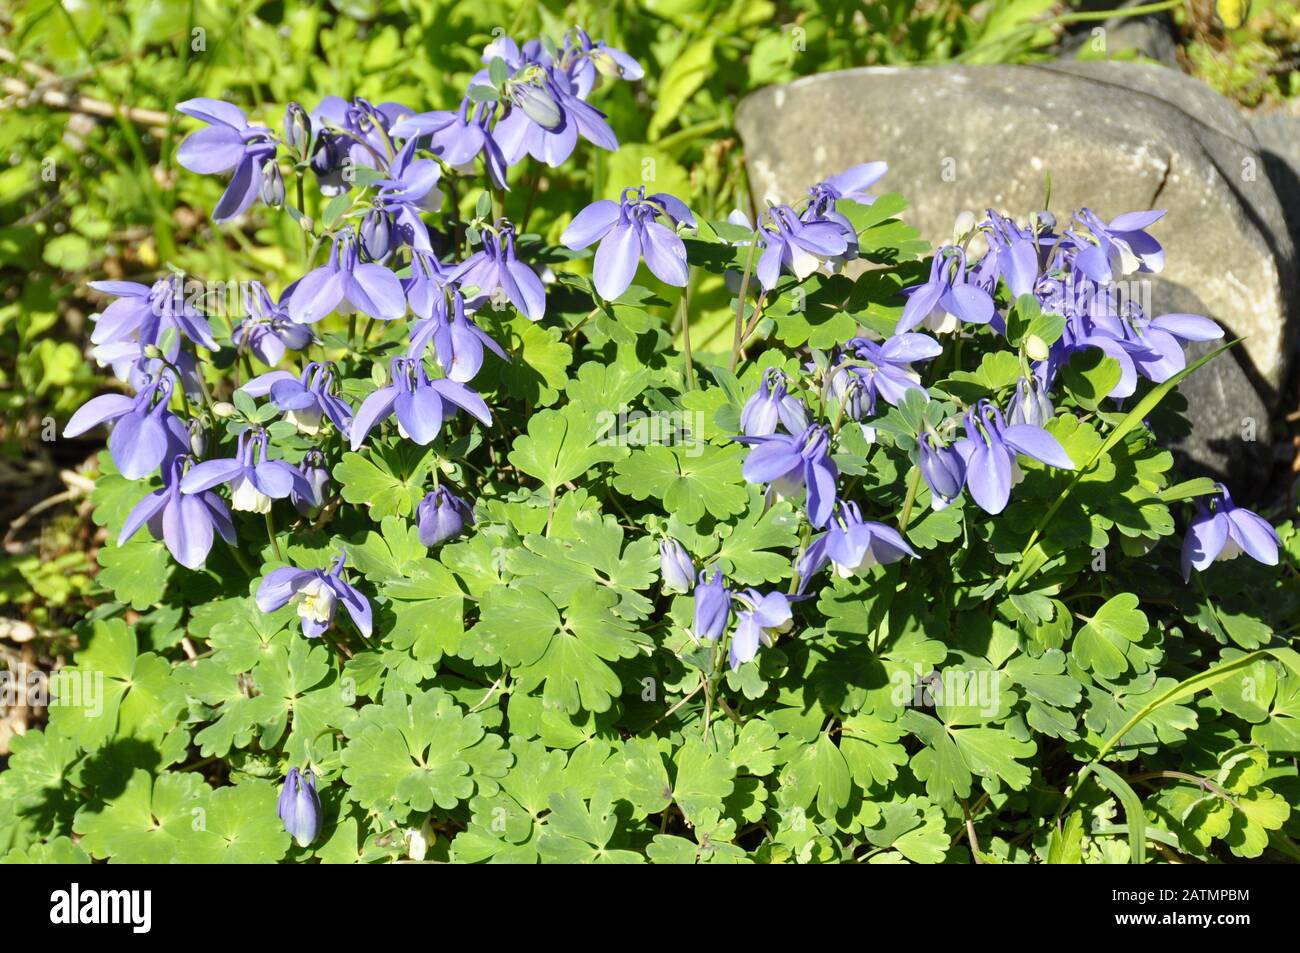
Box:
xmin=265 ymin=510 xmax=284 ymax=561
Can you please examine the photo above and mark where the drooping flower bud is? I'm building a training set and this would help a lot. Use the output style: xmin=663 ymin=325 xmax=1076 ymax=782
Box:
xmin=260 ymin=160 xmax=285 ymax=207
xmin=918 ymin=432 xmax=966 ymax=510
xmin=740 ymin=368 xmax=808 ymax=437
xmin=278 ymin=767 xmax=322 ymax=848
xmin=293 ymin=449 xmax=330 ymax=516
xmin=692 ymin=568 xmax=732 ymax=644
xmin=417 ymin=487 xmax=474 ymax=547
xmin=658 ymin=538 xmax=694 ymax=594
xmin=1007 ymin=375 xmax=1054 ymax=428
xmin=283 ymin=102 xmax=312 ymax=157
xmin=360 ymin=208 xmax=393 ymax=261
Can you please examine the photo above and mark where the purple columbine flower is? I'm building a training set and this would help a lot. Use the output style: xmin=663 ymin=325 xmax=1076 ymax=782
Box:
xmin=404 ymin=250 xmax=453 ymax=322
xmin=729 ymin=589 xmax=793 ymax=670
xmin=1181 ymin=485 xmax=1279 ymax=580
xmin=242 ymin=362 xmax=354 ymax=438
xmin=119 ymin=455 xmax=235 ymax=569
xmin=659 ymin=538 xmax=695 ymax=594
xmin=374 ymin=140 xmax=443 ymax=252
xmin=1006 ymin=373 xmax=1055 ymax=428
xmin=409 ymin=290 xmax=507 ymax=383
xmin=278 ymin=767 xmax=322 ymax=848
xmin=88 ymin=276 xmax=218 ymax=353
xmin=232 ymin=282 xmax=313 ymax=367
xmin=561 ymin=187 xmax=695 ymax=301
xmin=488 ymin=55 xmax=620 ymax=168
xmin=692 ymin=568 xmax=732 ymax=643
xmin=288 ymin=228 xmax=407 ymax=324
xmin=390 ymin=99 xmax=509 ymax=187
xmin=1070 ymin=208 xmax=1165 ymax=283
xmin=451 ymin=221 xmax=546 ymax=321
xmin=64 ymin=374 xmax=189 ymax=480
xmin=982 ymin=210 xmax=1041 ymax=298
xmin=798 ymin=501 xmax=916 ymax=590
xmin=417 ymin=487 xmax=475 ymax=546
xmin=175 ymin=99 xmax=279 ymax=222
xmin=755 ymin=204 xmax=849 ymax=292
xmin=257 ymin=551 xmax=373 ymax=639
xmin=293 ymin=450 xmax=330 ymax=516
xmin=807 ymin=162 xmax=888 ymax=210
xmin=1128 ymin=312 xmax=1224 ymax=384
xmin=350 ymin=357 xmax=493 ymax=451
xmin=831 ymin=333 xmax=942 ymax=419
xmin=897 ymin=246 xmax=994 ymax=334
xmin=740 ymin=368 xmax=808 ymax=437
xmin=735 ymin=425 xmax=839 ymax=528
xmin=564 ymin=27 xmax=644 ymax=91
xmin=954 ymin=400 xmax=1074 ymax=515
xmin=180 ymin=429 xmax=305 ymax=513
xmin=918 ymin=432 xmax=967 ymax=511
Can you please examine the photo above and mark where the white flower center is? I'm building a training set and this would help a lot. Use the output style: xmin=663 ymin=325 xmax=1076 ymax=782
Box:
xmin=230 ymin=473 xmax=272 ymax=513
xmin=295 ymin=578 xmax=337 ymax=624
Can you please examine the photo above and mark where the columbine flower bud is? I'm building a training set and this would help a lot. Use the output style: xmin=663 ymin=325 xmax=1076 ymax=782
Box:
xmin=260 ymin=160 xmax=285 ymax=207
xmin=692 ymin=568 xmax=732 ymax=643
xmin=293 ymin=449 xmax=330 ymax=516
xmin=918 ymin=432 xmax=966 ymax=510
xmin=360 ymin=209 xmax=393 ymax=260
xmin=284 ymin=102 xmax=312 ymax=157
xmin=659 ymin=538 xmax=694 ymax=594
xmin=417 ymin=487 xmax=474 ymax=547
xmin=188 ymin=419 xmax=207 ymax=457
xmin=509 ymin=80 xmax=562 ymax=130
xmin=278 ymin=767 xmax=322 ymax=849
xmin=211 ymin=400 xmax=236 ymax=419
xmin=1007 ymin=376 xmax=1054 ymax=428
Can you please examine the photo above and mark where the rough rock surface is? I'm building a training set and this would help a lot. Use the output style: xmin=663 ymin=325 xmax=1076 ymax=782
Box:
xmin=735 ymin=62 xmax=1297 ymax=413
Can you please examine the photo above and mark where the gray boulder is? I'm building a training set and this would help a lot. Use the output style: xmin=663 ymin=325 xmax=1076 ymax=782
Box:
xmin=735 ymin=62 xmax=1295 ymax=490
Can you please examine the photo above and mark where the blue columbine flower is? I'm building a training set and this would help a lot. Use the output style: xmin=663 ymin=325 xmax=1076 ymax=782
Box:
xmin=740 ymin=368 xmax=808 ymax=437
xmin=180 ymin=429 xmax=305 ymax=513
xmin=417 ymin=487 xmax=475 ymax=546
xmin=278 ymin=767 xmax=323 ymax=849
xmin=917 ymin=432 xmax=966 ymax=511
xmin=560 ymin=187 xmax=695 ymax=302
xmin=88 ymin=276 xmax=219 ymax=353
xmin=119 ymin=454 xmax=235 ymax=569
xmin=729 ymin=589 xmax=793 ymax=669
xmin=954 ymin=400 xmax=1074 ymax=515
xmin=350 ymin=357 xmax=493 ymax=450
xmin=257 ymin=551 xmax=373 ymax=639
xmin=374 ymin=140 xmax=443 ymax=253
xmin=390 ymin=98 xmax=509 ymax=187
xmin=1006 ymin=372 xmax=1055 ymax=428
xmin=242 ymin=361 xmax=354 ymax=438
xmin=64 ymin=373 xmax=189 ymax=480
xmin=232 ymin=282 xmax=313 ymax=367
xmin=1128 ymin=312 xmax=1224 ymax=384
xmin=1070 ymin=208 xmax=1165 ymax=283
xmin=830 ymin=333 xmax=942 ymax=420
xmin=755 ymin=204 xmax=849 ymax=291
xmin=288 ymin=228 xmax=407 ymax=324
xmin=175 ymin=98 xmax=279 ymax=222
xmin=409 ymin=290 xmax=508 ymax=384
xmin=565 ymin=27 xmax=644 ymax=91
xmin=451 ymin=221 xmax=546 ymax=321
xmin=735 ymin=424 xmax=838 ymax=527
xmin=797 ymin=501 xmax=916 ymax=589
xmin=659 ymin=538 xmax=695 ymax=594
xmin=981 ymin=210 xmax=1041 ymax=298
xmin=897 ymin=246 xmax=994 ymax=334
xmin=692 ymin=568 xmax=732 ymax=643
xmin=292 ymin=450 xmax=331 ymax=516
xmin=1181 ymin=485 xmax=1280 ymax=580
